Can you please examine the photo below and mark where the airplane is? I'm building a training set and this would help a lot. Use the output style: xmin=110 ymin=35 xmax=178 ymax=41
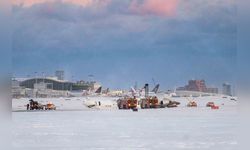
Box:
xmin=83 ymin=95 xmax=118 ymax=109
xmin=130 ymin=83 xmax=161 ymax=98
xmin=83 ymin=84 xmax=162 ymax=110
xmin=68 ymin=86 xmax=103 ymax=97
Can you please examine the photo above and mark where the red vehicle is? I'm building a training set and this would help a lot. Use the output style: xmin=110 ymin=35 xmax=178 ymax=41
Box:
xmin=211 ymin=105 xmax=220 ymax=109
xmin=206 ymin=102 xmax=215 ymax=107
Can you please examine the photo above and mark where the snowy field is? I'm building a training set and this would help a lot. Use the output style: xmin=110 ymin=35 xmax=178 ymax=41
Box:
xmin=12 ymin=96 xmax=237 ymax=111
xmin=12 ymin=102 xmax=238 ymax=150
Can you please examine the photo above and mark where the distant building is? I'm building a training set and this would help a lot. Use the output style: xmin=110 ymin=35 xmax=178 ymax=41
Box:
xmin=72 ymin=81 xmax=101 ymax=91
xmin=12 ymin=79 xmax=20 ymax=88
xmin=187 ymin=80 xmax=207 ymax=92
xmin=177 ymin=79 xmax=218 ymax=94
xmin=177 ymin=80 xmax=207 ymax=92
xmin=222 ymin=83 xmax=232 ymax=96
xmin=20 ymin=77 xmax=73 ymax=91
xmin=176 ymin=87 xmax=185 ymax=91
xmin=206 ymin=87 xmax=219 ymax=94
xmin=34 ymin=82 xmax=49 ymax=90
xmin=17 ymin=76 xmax=101 ymax=92
xmin=55 ymin=70 xmax=64 ymax=80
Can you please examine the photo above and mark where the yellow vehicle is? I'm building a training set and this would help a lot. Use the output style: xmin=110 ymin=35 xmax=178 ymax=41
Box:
xmin=45 ymin=102 xmax=56 ymax=110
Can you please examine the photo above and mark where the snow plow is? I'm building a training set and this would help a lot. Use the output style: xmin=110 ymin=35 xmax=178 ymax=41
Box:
xmin=27 ymin=99 xmax=56 ymax=111
xmin=27 ymin=99 xmax=44 ymax=110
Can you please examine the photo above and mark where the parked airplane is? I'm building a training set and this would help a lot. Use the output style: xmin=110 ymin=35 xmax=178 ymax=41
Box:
xmin=130 ymin=84 xmax=161 ymax=98
xmin=83 ymin=96 xmax=118 ymax=109
xmin=69 ymin=86 xmax=103 ymax=97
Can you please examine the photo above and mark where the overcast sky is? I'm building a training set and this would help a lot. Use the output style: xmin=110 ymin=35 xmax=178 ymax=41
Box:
xmin=12 ymin=0 xmax=236 ymax=90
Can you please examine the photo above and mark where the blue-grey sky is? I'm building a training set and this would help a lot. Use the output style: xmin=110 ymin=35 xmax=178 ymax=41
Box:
xmin=12 ymin=0 xmax=236 ymax=90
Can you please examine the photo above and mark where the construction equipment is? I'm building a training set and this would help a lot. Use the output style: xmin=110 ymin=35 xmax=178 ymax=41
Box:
xmin=28 ymin=99 xmax=44 ymax=110
xmin=27 ymin=99 xmax=56 ymax=110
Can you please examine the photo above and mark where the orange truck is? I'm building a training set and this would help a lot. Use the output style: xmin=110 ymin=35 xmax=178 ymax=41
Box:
xmin=117 ymin=97 xmax=137 ymax=109
xmin=141 ymin=96 xmax=159 ymax=109
xmin=45 ymin=102 xmax=56 ymax=110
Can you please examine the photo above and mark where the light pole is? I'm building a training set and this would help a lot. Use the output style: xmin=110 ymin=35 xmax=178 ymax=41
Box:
xmin=27 ymin=74 xmax=30 ymax=88
xmin=34 ymin=72 xmax=38 ymax=98
xmin=88 ymin=74 xmax=94 ymax=82
xmin=42 ymin=72 xmax=45 ymax=83
xmin=34 ymin=72 xmax=38 ymax=88
xmin=70 ymin=76 xmax=74 ymax=91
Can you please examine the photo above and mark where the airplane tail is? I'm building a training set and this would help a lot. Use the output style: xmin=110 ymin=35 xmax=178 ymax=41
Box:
xmin=130 ymin=87 xmax=137 ymax=96
xmin=95 ymin=86 xmax=102 ymax=94
xmin=152 ymin=84 xmax=160 ymax=93
xmin=106 ymin=88 xmax=110 ymax=93
xmin=102 ymin=88 xmax=110 ymax=94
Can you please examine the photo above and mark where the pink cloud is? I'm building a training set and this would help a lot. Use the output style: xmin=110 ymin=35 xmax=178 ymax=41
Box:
xmin=13 ymin=0 xmax=50 ymax=7
xmin=130 ymin=0 xmax=179 ymax=17
xmin=12 ymin=0 xmax=111 ymax=8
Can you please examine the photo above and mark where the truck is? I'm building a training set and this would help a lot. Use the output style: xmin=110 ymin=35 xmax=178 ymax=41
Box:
xmin=27 ymin=99 xmax=56 ymax=110
xmin=117 ymin=97 xmax=138 ymax=109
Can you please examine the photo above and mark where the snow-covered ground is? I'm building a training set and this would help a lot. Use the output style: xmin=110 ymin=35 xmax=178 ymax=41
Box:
xmin=12 ymin=96 xmax=237 ymax=111
xmin=12 ymin=97 xmax=238 ymax=150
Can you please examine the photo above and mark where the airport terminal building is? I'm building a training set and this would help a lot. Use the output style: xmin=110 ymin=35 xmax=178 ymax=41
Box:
xmin=20 ymin=77 xmax=73 ymax=91
xmin=18 ymin=77 xmax=97 ymax=91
